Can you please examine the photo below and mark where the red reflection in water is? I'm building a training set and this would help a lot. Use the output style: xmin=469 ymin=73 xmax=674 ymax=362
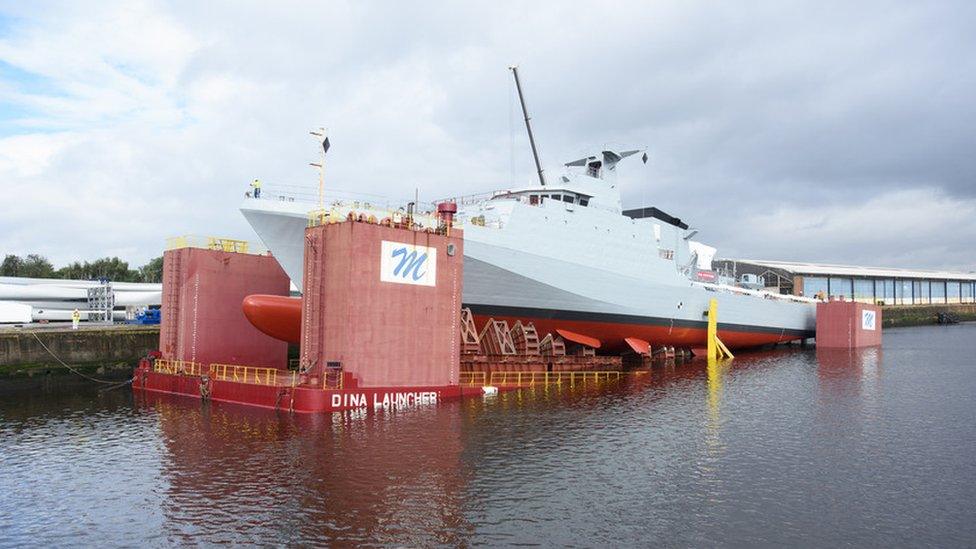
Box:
xmin=817 ymin=347 xmax=883 ymax=384
xmin=136 ymin=394 xmax=469 ymax=545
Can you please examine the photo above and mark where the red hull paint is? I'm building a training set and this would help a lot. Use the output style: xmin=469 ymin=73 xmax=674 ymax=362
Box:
xmin=242 ymin=294 xmax=302 ymax=344
xmin=161 ymin=248 xmax=290 ymax=367
xmin=299 ymin=222 xmax=463 ymax=387
xmin=132 ymin=367 xmax=481 ymax=413
xmin=472 ymin=314 xmax=802 ymax=352
xmin=240 ymin=295 xmax=806 ymax=351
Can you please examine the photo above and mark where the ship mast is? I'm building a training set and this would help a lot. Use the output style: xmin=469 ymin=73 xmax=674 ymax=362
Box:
xmin=309 ymin=127 xmax=329 ymax=211
xmin=509 ymin=66 xmax=547 ymax=187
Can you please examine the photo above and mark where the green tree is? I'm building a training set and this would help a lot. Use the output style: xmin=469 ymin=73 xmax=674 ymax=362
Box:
xmin=21 ymin=254 xmax=55 ymax=278
xmin=89 ymin=257 xmax=138 ymax=281
xmin=4 ymin=253 xmax=162 ymax=282
xmin=1 ymin=254 xmax=55 ymax=278
xmin=138 ymin=256 xmax=164 ymax=283
xmin=56 ymin=261 xmax=85 ymax=280
xmin=1 ymin=255 xmax=24 ymax=276
xmin=55 ymin=257 xmax=140 ymax=282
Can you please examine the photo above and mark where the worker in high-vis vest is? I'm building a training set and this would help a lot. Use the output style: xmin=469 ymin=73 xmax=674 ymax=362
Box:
xmin=71 ymin=308 xmax=80 ymax=330
xmin=251 ymin=178 xmax=262 ymax=198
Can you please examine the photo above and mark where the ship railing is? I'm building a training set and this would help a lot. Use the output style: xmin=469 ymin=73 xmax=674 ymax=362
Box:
xmin=154 ymin=359 xmax=204 ymax=377
xmin=306 ymin=205 xmax=442 ymax=231
xmin=489 ymin=371 xmax=622 ymax=387
xmin=252 ymin=184 xmax=438 ymax=212
xmin=322 ymin=368 xmax=343 ymax=390
xmin=690 ymin=281 xmax=820 ymax=304
xmin=209 ymin=364 xmax=290 ymax=386
xmin=433 ymin=189 xmax=518 ymax=207
xmin=455 ymin=214 xmax=504 ymax=230
xmin=166 ymin=235 xmax=269 ymax=256
xmin=459 ymin=371 xmax=487 ymax=386
xmin=254 ymin=184 xmax=507 ymax=231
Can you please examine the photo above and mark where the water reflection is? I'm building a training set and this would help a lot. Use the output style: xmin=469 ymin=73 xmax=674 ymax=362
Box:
xmin=816 ymin=346 xmax=884 ymax=398
xmin=5 ymin=327 xmax=976 ymax=546
xmin=705 ymin=358 xmax=732 ymax=452
xmin=142 ymin=395 xmax=470 ymax=545
xmin=813 ymin=346 xmax=885 ymax=464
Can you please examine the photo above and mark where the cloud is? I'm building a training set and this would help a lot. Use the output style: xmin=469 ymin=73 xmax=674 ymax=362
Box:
xmin=725 ymin=189 xmax=976 ymax=272
xmin=0 ymin=0 xmax=973 ymax=272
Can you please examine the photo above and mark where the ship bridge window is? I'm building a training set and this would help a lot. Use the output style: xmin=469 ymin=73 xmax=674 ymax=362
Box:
xmin=562 ymin=194 xmax=574 ymax=203
xmin=579 ymin=197 xmax=589 ymax=207
xmin=551 ymin=194 xmax=561 ymax=201
xmin=529 ymin=194 xmax=539 ymax=205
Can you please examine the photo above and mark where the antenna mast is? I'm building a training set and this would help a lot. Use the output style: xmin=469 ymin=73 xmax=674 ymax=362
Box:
xmin=509 ymin=66 xmax=546 ymax=186
xmin=309 ymin=127 xmax=328 ymax=211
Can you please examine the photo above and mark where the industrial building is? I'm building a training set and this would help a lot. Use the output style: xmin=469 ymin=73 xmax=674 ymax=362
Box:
xmin=713 ymin=260 xmax=976 ymax=305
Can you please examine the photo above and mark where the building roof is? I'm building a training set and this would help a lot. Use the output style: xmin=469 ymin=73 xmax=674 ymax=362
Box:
xmin=728 ymin=260 xmax=976 ymax=282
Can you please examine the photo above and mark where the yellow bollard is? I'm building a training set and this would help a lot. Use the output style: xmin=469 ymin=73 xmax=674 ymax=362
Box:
xmin=707 ymin=298 xmax=735 ymax=360
xmin=707 ymin=298 xmax=718 ymax=361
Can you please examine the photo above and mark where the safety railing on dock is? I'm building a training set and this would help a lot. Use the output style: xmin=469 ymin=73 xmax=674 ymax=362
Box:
xmin=459 ymin=371 xmax=487 ymax=386
xmin=154 ymin=359 xmax=204 ymax=377
xmin=165 ymin=235 xmax=268 ymax=255
xmin=209 ymin=364 xmax=291 ymax=386
xmin=306 ymin=206 xmax=441 ymax=231
xmin=323 ymin=369 xmax=343 ymax=390
xmin=488 ymin=371 xmax=623 ymax=387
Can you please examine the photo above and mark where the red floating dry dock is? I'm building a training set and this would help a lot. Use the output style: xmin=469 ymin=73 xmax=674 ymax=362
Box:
xmin=158 ymin=244 xmax=290 ymax=368
xmin=295 ymin=219 xmax=468 ymax=410
xmin=815 ymin=300 xmax=883 ymax=349
xmin=134 ymin=219 xmax=487 ymax=413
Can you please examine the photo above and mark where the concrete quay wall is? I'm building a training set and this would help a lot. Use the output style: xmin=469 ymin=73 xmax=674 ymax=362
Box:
xmin=882 ymin=304 xmax=976 ymax=327
xmin=0 ymin=325 xmax=159 ymax=377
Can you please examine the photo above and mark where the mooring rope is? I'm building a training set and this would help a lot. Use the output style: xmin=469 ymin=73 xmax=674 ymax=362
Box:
xmin=98 ymin=378 xmax=134 ymax=393
xmin=27 ymin=331 xmax=131 ymax=386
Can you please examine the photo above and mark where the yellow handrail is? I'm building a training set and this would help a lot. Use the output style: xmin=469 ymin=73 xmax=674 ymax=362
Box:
xmin=208 ymin=364 xmax=280 ymax=386
xmin=307 ymin=207 xmax=341 ymax=227
xmin=322 ymin=369 xmax=343 ymax=390
xmin=459 ymin=371 xmax=487 ymax=386
xmin=165 ymin=235 xmax=265 ymax=255
xmin=487 ymin=371 xmax=622 ymax=386
xmin=206 ymin=236 xmax=249 ymax=254
xmin=153 ymin=359 xmax=204 ymax=377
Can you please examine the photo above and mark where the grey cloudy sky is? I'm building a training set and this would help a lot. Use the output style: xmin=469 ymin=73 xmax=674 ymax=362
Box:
xmin=1 ymin=0 xmax=974 ymax=271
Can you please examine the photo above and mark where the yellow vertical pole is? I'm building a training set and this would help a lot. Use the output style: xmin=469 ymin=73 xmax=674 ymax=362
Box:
xmin=707 ymin=298 xmax=718 ymax=361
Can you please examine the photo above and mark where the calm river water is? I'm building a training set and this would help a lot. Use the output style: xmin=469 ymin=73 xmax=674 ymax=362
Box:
xmin=2 ymin=324 xmax=975 ymax=547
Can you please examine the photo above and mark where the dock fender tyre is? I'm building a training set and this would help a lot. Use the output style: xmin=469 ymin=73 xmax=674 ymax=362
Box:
xmin=199 ymin=377 xmax=212 ymax=401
